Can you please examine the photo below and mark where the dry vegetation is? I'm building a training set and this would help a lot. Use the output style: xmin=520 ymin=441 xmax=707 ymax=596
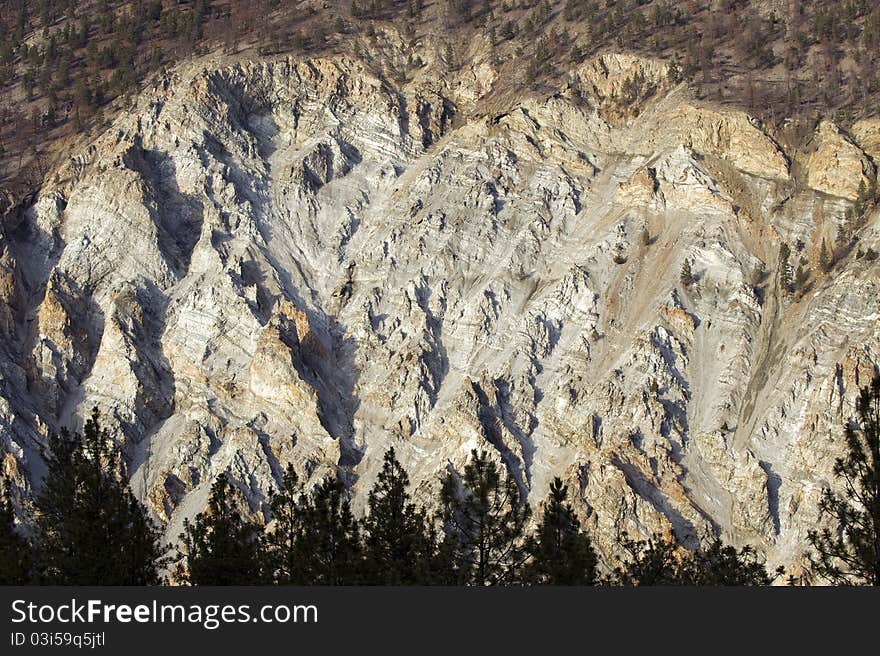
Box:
xmin=0 ymin=0 xmax=878 ymax=196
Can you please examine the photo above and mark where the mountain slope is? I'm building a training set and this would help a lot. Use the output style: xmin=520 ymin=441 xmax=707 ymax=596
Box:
xmin=2 ymin=31 xmax=880 ymax=573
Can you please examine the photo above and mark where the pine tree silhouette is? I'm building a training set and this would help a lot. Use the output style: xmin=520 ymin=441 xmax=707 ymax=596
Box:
xmin=175 ymin=475 xmax=265 ymax=585
xmin=526 ymin=477 xmax=597 ymax=585
xmin=808 ymin=375 xmax=880 ymax=585
xmin=263 ymin=463 xmax=305 ymax=584
xmin=686 ymin=538 xmax=780 ymax=585
xmin=613 ymin=533 xmax=779 ymax=585
xmin=0 ymin=476 xmax=31 ymax=584
xmin=612 ymin=534 xmax=685 ymax=585
xmin=33 ymin=408 xmax=168 ymax=584
xmin=292 ymin=476 xmax=362 ymax=584
xmin=438 ymin=449 xmax=531 ymax=585
xmin=362 ymin=447 xmax=436 ymax=584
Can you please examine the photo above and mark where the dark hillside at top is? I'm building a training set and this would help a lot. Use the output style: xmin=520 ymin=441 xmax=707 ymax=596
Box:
xmin=0 ymin=0 xmax=878 ymax=196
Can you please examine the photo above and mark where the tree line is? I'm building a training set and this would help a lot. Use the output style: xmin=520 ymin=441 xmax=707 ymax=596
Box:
xmin=2 ymin=375 xmax=879 ymax=586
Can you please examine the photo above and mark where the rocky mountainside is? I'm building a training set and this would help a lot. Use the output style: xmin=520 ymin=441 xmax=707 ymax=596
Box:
xmin=2 ymin=29 xmax=880 ymax=574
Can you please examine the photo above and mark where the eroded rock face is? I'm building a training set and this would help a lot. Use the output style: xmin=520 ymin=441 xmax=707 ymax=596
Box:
xmin=806 ymin=121 xmax=876 ymax=201
xmin=1 ymin=39 xmax=880 ymax=574
xmin=852 ymin=118 xmax=880 ymax=163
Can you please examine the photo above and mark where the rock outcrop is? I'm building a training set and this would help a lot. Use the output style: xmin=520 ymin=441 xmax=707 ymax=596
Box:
xmin=852 ymin=117 xmax=880 ymax=162
xmin=806 ymin=120 xmax=876 ymax=200
xmin=1 ymin=35 xmax=879 ymax=575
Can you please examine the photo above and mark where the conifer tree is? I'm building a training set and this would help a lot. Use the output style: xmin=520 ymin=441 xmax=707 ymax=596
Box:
xmin=263 ymin=463 xmax=305 ymax=585
xmin=33 ymin=408 xmax=168 ymax=585
xmin=526 ymin=477 xmax=597 ymax=585
xmin=807 ymin=375 xmax=880 ymax=585
xmin=613 ymin=533 xmax=685 ymax=585
xmin=361 ymin=447 xmax=435 ymax=584
xmin=856 ymin=179 xmax=869 ymax=217
xmin=819 ymin=238 xmax=832 ymax=273
xmin=438 ymin=449 xmax=531 ymax=585
xmin=837 ymin=222 xmax=852 ymax=250
xmin=684 ymin=538 xmax=780 ymax=585
xmin=779 ymin=242 xmax=792 ymax=292
xmin=292 ymin=476 xmax=362 ymax=585
xmin=176 ymin=475 xmax=265 ymax=585
xmin=0 ymin=476 xmax=31 ymax=584
xmin=680 ymin=259 xmax=695 ymax=287
xmin=614 ymin=533 xmax=778 ymax=585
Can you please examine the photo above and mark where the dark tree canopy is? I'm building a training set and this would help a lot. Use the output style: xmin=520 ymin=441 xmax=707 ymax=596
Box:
xmin=613 ymin=533 xmax=778 ymax=586
xmin=612 ymin=534 xmax=686 ymax=586
xmin=685 ymin=538 xmax=781 ymax=586
xmin=32 ymin=408 xmax=168 ymax=585
xmin=361 ymin=447 xmax=436 ymax=584
xmin=0 ymin=476 xmax=31 ymax=584
xmin=175 ymin=475 xmax=265 ymax=585
xmin=438 ymin=449 xmax=531 ymax=585
xmin=262 ymin=463 xmax=305 ymax=585
xmin=525 ymin=477 xmax=597 ymax=585
xmin=1 ymin=411 xmax=828 ymax=587
xmin=291 ymin=475 xmax=362 ymax=585
xmin=807 ymin=375 xmax=880 ymax=586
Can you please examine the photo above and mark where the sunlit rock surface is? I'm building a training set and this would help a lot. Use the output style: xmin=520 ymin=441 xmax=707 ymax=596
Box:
xmin=2 ymin=39 xmax=880 ymax=574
